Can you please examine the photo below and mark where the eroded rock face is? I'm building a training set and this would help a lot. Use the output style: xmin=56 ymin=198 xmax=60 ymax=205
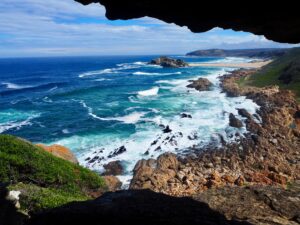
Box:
xmin=149 ymin=56 xmax=188 ymax=68
xmin=76 ymin=0 xmax=300 ymax=43
xmin=187 ymin=78 xmax=212 ymax=91
xmin=36 ymin=144 xmax=78 ymax=164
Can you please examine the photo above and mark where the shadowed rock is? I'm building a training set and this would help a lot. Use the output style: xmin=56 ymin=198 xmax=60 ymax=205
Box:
xmin=76 ymin=0 xmax=300 ymax=43
xmin=27 ymin=189 xmax=250 ymax=225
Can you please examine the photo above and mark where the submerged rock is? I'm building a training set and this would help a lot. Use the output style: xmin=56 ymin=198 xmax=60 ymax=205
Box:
xmin=229 ymin=113 xmax=243 ymax=128
xmin=187 ymin=78 xmax=212 ymax=91
xmin=36 ymin=144 xmax=78 ymax=164
xmin=149 ymin=56 xmax=189 ymax=68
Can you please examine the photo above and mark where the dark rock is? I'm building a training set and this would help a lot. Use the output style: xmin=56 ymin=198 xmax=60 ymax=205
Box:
xmin=108 ymin=146 xmax=126 ymax=158
xmin=149 ymin=56 xmax=188 ymax=68
xmin=77 ymin=0 xmax=300 ymax=44
xmin=237 ymin=108 xmax=252 ymax=120
xmin=229 ymin=113 xmax=243 ymax=128
xmin=187 ymin=78 xmax=212 ymax=91
xmin=28 ymin=189 xmax=249 ymax=225
xmin=180 ymin=113 xmax=192 ymax=118
xmin=102 ymin=160 xmax=124 ymax=176
xmin=163 ymin=126 xmax=172 ymax=133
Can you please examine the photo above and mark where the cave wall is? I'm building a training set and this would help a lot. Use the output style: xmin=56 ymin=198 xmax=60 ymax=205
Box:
xmin=76 ymin=0 xmax=300 ymax=44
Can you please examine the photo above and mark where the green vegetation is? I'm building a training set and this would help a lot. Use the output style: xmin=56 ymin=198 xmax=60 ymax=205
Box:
xmin=238 ymin=48 xmax=300 ymax=102
xmin=0 ymin=134 xmax=106 ymax=212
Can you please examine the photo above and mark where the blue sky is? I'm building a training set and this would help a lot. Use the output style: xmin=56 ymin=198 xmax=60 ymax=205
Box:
xmin=0 ymin=0 xmax=298 ymax=57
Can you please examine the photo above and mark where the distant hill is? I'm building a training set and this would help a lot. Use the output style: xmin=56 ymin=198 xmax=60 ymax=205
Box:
xmin=186 ymin=48 xmax=289 ymax=58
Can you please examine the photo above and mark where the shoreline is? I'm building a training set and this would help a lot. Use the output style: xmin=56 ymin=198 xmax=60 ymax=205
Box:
xmin=190 ymin=60 xmax=272 ymax=68
xmin=130 ymin=68 xmax=300 ymax=195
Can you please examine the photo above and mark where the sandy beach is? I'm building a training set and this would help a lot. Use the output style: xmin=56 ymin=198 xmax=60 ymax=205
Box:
xmin=190 ymin=60 xmax=272 ymax=68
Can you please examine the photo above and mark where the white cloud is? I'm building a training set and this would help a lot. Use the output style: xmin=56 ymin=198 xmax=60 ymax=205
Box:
xmin=0 ymin=0 xmax=297 ymax=57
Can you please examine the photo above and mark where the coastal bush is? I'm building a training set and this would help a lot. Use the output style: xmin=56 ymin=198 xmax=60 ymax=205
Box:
xmin=0 ymin=134 xmax=106 ymax=212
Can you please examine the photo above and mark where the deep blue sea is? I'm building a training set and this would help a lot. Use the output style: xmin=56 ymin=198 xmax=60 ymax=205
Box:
xmin=0 ymin=55 xmax=259 ymax=185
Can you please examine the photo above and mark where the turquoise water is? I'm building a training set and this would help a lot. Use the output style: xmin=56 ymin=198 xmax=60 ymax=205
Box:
xmin=0 ymin=55 xmax=259 ymax=185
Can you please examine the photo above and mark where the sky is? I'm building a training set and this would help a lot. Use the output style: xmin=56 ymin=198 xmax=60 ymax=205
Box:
xmin=0 ymin=0 xmax=298 ymax=57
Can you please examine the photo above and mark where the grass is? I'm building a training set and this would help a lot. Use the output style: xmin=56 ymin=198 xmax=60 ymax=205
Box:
xmin=238 ymin=47 xmax=300 ymax=102
xmin=0 ymin=134 xmax=106 ymax=212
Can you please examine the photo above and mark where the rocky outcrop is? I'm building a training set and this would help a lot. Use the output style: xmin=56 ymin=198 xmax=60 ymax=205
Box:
xmin=196 ymin=182 xmax=300 ymax=225
xmin=36 ymin=144 xmax=78 ymax=164
xmin=102 ymin=160 xmax=124 ymax=176
xmin=103 ymin=176 xmax=122 ymax=191
xmin=229 ymin=113 xmax=243 ymax=128
xmin=130 ymin=69 xmax=300 ymax=197
xmin=76 ymin=0 xmax=300 ymax=43
xmin=149 ymin=56 xmax=188 ymax=68
xmin=187 ymin=78 xmax=212 ymax=91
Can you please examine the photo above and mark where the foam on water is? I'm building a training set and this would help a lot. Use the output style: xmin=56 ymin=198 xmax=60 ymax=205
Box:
xmin=2 ymin=82 xmax=33 ymax=90
xmin=137 ymin=87 xmax=159 ymax=96
xmin=0 ymin=110 xmax=40 ymax=133
xmin=72 ymin=68 xmax=260 ymax=187
xmin=133 ymin=71 xmax=182 ymax=76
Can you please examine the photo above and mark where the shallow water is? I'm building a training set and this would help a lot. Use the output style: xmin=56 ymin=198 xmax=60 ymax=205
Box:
xmin=0 ymin=55 xmax=259 ymax=186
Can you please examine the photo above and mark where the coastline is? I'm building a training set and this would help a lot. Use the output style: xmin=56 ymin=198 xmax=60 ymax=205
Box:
xmin=130 ymin=67 xmax=300 ymax=194
xmin=190 ymin=60 xmax=272 ymax=68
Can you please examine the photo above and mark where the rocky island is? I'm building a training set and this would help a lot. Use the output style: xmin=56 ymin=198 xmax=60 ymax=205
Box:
xmin=149 ymin=56 xmax=189 ymax=68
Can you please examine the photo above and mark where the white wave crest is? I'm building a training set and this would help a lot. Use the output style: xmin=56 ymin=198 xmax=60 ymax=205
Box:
xmin=137 ymin=87 xmax=159 ymax=96
xmin=2 ymin=82 xmax=33 ymax=90
xmin=133 ymin=71 xmax=182 ymax=76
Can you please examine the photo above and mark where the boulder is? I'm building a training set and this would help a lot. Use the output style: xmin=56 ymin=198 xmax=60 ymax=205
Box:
xmin=36 ymin=144 xmax=78 ymax=164
xmin=149 ymin=56 xmax=189 ymax=68
xmin=229 ymin=113 xmax=243 ymax=128
xmin=187 ymin=78 xmax=212 ymax=91
xmin=103 ymin=176 xmax=122 ymax=191
xmin=102 ymin=160 xmax=124 ymax=176
xmin=237 ymin=108 xmax=252 ymax=120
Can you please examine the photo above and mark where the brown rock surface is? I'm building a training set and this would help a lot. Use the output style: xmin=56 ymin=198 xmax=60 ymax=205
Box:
xmin=187 ymin=78 xmax=212 ymax=91
xmin=103 ymin=176 xmax=122 ymax=192
xmin=36 ymin=144 xmax=78 ymax=164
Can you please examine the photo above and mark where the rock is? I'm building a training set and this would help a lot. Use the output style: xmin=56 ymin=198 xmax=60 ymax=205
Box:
xmin=6 ymin=191 xmax=21 ymax=209
xmin=157 ymin=153 xmax=178 ymax=170
xmin=180 ymin=113 xmax=192 ymax=118
xmin=195 ymin=183 xmax=300 ymax=225
xmin=234 ymin=175 xmax=245 ymax=186
xmin=36 ymin=144 xmax=78 ymax=164
xmin=187 ymin=78 xmax=212 ymax=91
xmin=28 ymin=189 xmax=249 ymax=225
xmin=162 ymin=125 xmax=172 ymax=133
xmin=103 ymin=176 xmax=122 ymax=191
xmin=149 ymin=56 xmax=189 ymax=68
xmin=108 ymin=146 xmax=126 ymax=158
xmin=237 ymin=108 xmax=252 ymax=119
xmin=229 ymin=113 xmax=243 ymax=128
xmin=102 ymin=160 xmax=124 ymax=176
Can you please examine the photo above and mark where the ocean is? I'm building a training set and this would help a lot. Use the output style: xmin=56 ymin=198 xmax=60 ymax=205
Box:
xmin=0 ymin=55 xmax=259 ymax=185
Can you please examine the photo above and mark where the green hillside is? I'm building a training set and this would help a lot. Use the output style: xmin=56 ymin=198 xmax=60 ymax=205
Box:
xmin=0 ymin=134 xmax=106 ymax=213
xmin=240 ymin=48 xmax=300 ymax=102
